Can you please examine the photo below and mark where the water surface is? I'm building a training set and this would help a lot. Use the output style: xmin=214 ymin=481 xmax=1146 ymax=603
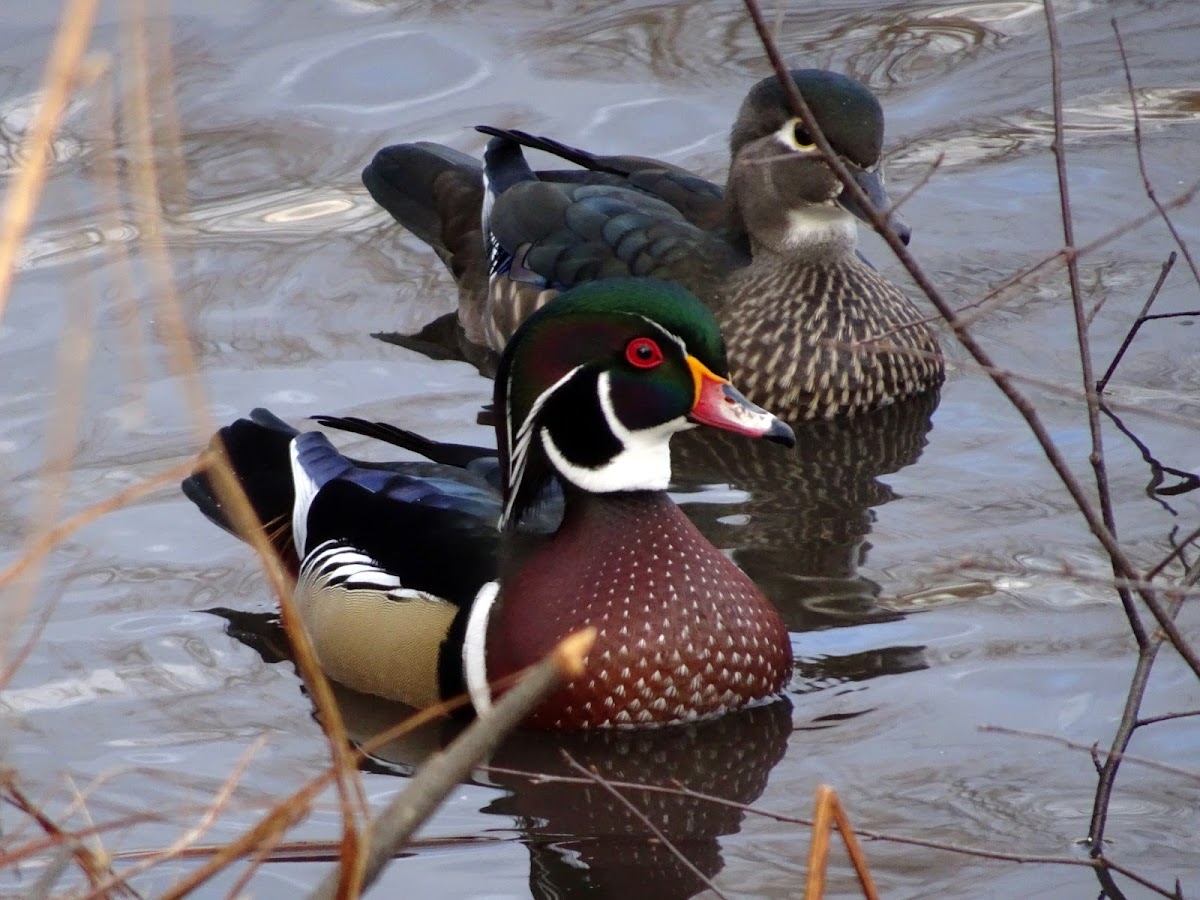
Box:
xmin=2 ymin=0 xmax=1199 ymax=897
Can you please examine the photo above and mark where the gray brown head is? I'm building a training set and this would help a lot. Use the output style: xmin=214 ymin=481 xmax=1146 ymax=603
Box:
xmin=726 ymin=69 xmax=910 ymax=258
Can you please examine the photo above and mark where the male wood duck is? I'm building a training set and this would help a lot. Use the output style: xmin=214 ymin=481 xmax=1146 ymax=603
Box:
xmin=363 ymin=68 xmax=943 ymax=421
xmin=183 ymin=279 xmax=796 ymax=730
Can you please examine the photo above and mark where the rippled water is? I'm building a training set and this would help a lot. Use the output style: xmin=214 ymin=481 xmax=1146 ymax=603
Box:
xmin=3 ymin=0 xmax=1200 ymax=897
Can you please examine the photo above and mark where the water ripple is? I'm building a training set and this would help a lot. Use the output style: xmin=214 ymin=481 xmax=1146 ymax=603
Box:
xmin=895 ymin=86 xmax=1200 ymax=170
xmin=19 ymin=187 xmax=385 ymax=273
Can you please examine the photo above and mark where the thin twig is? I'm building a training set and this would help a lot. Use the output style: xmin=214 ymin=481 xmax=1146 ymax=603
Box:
xmin=562 ymin=750 xmax=729 ymax=900
xmin=1136 ymin=710 xmax=1200 ymax=727
xmin=1097 ymin=253 xmax=1177 ymax=392
xmin=1112 ymin=20 xmax=1200 ymax=290
xmin=1147 ymin=523 xmax=1200 ymax=580
xmin=483 ymin=765 xmax=1181 ymax=898
xmin=741 ymin=0 xmax=1200 ymax=684
xmin=981 ymin=725 xmax=1200 ymax=782
xmin=884 ymin=152 xmax=943 ymax=218
xmin=886 ymin=178 xmax=1200 ymax=338
xmin=1081 ymin=16 xmax=1200 ymax=859
xmin=1044 ymin=0 xmax=1144 ymax=650
xmin=1089 ymin=646 xmax=1162 ymax=850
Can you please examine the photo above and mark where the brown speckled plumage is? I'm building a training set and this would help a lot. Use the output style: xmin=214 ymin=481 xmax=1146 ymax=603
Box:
xmin=719 ymin=256 xmax=942 ymax=420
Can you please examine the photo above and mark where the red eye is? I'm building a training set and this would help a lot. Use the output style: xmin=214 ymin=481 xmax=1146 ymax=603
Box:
xmin=625 ymin=337 xmax=664 ymax=369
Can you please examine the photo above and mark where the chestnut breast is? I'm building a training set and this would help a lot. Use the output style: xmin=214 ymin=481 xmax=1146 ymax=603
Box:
xmin=486 ymin=491 xmax=792 ymax=728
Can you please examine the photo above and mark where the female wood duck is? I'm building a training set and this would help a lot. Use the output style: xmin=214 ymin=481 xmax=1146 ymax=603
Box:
xmin=183 ymin=279 xmax=796 ymax=730
xmin=363 ymin=68 xmax=943 ymax=421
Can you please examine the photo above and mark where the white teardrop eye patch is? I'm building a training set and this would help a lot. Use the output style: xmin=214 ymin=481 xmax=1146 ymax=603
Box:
xmin=775 ymin=117 xmax=818 ymax=153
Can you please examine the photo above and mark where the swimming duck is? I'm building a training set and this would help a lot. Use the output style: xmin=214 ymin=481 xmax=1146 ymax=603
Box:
xmin=363 ymin=68 xmax=943 ymax=421
xmin=183 ymin=279 xmax=796 ymax=729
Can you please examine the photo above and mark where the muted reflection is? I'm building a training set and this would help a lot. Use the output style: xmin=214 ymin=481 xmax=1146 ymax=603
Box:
xmin=352 ymin=691 xmax=793 ymax=900
xmin=675 ymin=390 xmax=940 ymax=633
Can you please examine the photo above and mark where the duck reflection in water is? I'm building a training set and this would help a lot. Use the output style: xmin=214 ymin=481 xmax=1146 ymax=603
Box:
xmin=673 ymin=389 xmax=940 ymax=631
xmin=208 ymin=608 xmax=793 ymax=900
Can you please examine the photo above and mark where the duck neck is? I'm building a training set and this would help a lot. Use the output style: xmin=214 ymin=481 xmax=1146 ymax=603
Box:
xmin=556 ymin=485 xmax=672 ymax=534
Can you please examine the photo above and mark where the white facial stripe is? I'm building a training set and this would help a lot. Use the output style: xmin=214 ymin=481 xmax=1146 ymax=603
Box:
xmin=502 ymin=363 xmax=584 ymax=528
xmin=540 ymin=370 xmax=688 ymax=494
xmin=463 ymin=580 xmax=500 ymax=716
xmin=631 ymin=314 xmax=687 ymax=359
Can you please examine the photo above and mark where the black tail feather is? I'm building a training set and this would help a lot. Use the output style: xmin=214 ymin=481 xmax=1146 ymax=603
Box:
xmin=180 ymin=409 xmax=300 ymax=557
xmin=475 ymin=125 xmax=627 ymax=177
xmin=311 ymin=415 xmax=494 ymax=469
xmin=482 ymin=135 xmax=537 ymax=196
xmin=362 ymin=142 xmax=482 ymax=256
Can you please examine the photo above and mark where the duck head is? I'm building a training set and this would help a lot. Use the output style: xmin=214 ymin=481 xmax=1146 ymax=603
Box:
xmin=495 ymin=278 xmax=794 ymax=529
xmin=726 ymin=68 xmax=910 ymax=257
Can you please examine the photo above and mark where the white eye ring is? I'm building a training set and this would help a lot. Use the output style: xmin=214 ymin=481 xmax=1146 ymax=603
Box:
xmin=775 ymin=117 xmax=819 ymax=153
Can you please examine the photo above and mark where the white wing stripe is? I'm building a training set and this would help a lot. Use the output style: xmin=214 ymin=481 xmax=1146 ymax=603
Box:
xmin=463 ymin=580 xmax=499 ymax=715
xmin=289 ymin=439 xmax=321 ymax=557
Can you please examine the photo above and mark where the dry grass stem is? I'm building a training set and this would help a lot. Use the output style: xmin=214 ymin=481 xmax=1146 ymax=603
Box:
xmin=805 ymin=785 xmax=879 ymax=900
xmin=117 ymin=1 xmax=371 ymax=888
xmin=3 ymin=780 xmax=134 ymax=897
xmin=308 ymin=628 xmax=596 ymax=900
xmin=0 ymin=0 xmax=100 ymax=326
xmin=78 ymin=736 xmax=270 ymax=900
xmin=2 ymin=0 xmax=1196 ymax=895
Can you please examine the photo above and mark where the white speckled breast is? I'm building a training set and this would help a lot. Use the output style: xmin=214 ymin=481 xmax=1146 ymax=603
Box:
xmin=486 ymin=491 xmax=792 ymax=729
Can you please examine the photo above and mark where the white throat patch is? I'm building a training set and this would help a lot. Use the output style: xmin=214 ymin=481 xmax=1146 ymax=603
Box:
xmin=782 ymin=205 xmax=859 ymax=253
xmin=540 ymin=370 xmax=689 ymax=493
